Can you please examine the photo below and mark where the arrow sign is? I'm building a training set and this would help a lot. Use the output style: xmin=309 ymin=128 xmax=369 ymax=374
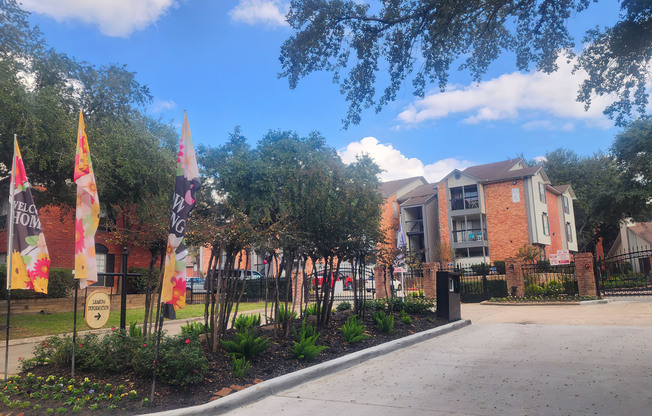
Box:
xmin=94 ymin=313 xmax=101 ymax=320
xmin=84 ymin=291 xmax=111 ymax=329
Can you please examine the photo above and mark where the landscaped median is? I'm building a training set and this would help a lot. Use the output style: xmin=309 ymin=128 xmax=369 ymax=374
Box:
xmin=0 ymin=297 xmax=470 ymax=415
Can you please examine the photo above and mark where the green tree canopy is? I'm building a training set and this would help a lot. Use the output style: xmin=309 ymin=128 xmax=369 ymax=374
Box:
xmin=280 ymin=0 xmax=651 ymax=128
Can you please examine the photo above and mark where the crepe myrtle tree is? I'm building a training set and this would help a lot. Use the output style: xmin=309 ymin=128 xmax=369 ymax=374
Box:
xmin=280 ymin=0 xmax=651 ymax=128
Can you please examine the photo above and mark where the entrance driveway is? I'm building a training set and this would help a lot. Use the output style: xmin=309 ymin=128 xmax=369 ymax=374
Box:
xmin=216 ymin=300 xmax=652 ymax=416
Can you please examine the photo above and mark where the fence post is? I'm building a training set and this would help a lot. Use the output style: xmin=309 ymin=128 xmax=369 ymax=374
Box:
xmin=574 ymin=252 xmax=597 ymax=297
xmin=422 ymin=263 xmax=438 ymax=298
xmin=505 ymin=258 xmax=524 ymax=297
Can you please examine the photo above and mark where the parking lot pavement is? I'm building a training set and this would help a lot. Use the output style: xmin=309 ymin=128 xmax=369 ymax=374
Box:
xmin=214 ymin=299 xmax=652 ymax=416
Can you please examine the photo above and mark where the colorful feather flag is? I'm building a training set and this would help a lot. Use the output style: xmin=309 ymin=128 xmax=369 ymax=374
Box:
xmin=7 ymin=137 xmax=50 ymax=294
xmin=74 ymin=111 xmax=101 ymax=288
xmin=161 ymin=111 xmax=201 ymax=310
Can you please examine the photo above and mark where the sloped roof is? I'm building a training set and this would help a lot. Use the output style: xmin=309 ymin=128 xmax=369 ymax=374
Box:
xmin=398 ymin=183 xmax=437 ymax=206
xmin=380 ymin=176 xmax=427 ymax=198
xmin=629 ymin=222 xmax=652 ymax=246
xmin=462 ymin=159 xmax=524 ymax=181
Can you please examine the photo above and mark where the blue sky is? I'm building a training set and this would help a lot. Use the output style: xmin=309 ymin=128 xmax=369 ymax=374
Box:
xmin=20 ymin=0 xmax=645 ymax=183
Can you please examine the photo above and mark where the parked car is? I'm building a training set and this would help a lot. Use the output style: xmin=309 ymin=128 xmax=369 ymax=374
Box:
xmin=313 ymin=271 xmax=354 ymax=290
xmin=364 ymin=277 xmax=402 ymax=292
xmin=205 ymin=269 xmax=263 ymax=292
xmin=186 ymin=277 xmax=207 ymax=293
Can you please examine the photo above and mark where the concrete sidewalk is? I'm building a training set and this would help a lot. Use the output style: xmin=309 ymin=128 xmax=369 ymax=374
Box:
xmin=149 ymin=298 xmax=652 ymax=416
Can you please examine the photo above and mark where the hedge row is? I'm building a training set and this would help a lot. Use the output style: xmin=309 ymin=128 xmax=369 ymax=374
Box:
xmin=0 ymin=264 xmax=74 ymax=299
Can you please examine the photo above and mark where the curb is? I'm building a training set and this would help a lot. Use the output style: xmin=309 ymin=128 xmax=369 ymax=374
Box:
xmin=579 ymin=299 xmax=611 ymax=305
xmin=144 ymin=319 xmax=472 ymax=416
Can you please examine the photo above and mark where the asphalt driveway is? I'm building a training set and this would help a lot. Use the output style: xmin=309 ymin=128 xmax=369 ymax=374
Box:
xmin=213 ymin=300 xmax=652 ymax=416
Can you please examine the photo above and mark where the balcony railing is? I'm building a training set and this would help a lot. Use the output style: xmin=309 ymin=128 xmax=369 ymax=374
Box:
xmin=405 ymin=219 xmax=423 ymax=234
xmin=452 ymin=228 xmax=487 ymax=243
xmin=451 ymin=197 xmax=479 ymax=210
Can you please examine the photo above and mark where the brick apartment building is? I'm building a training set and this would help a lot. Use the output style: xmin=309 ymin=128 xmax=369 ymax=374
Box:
xmin=0 ymin=178 xmax=156 ymax=290
xmin=384 ymin=159 xmax=578 ymax=268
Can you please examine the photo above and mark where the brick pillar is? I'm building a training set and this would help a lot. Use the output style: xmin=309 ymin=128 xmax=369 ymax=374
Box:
xmin=574 ymin=252 xmax=597 ymax=297
xmin=291 ymin=270 xmax=305 ymax=305
xmin=505 ymin=258 xmax=524 ymax=297
xmin=422 ymin=262 xmax=438 ymax=298
xmin=374 ymin=267 xmax=389 ymax=299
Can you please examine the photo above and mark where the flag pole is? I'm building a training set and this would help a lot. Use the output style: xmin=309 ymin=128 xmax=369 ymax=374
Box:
xmin=71 ymin=280 xmax=78 ymax=378
xmin=4 ymin=136 xmax=17 ymax=380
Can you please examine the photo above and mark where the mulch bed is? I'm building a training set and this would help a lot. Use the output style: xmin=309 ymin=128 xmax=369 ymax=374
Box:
xmin=5 ymin=310 xmax=446 ymax=415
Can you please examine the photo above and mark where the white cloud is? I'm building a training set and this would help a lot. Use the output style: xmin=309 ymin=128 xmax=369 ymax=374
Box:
xmin=397 ymin=57 xmax=615 ymax=130
xmin=229 ymin=0 xmax=288 ymax=27
xmin=339 ymin=137 xmax=473 ymax=183
xmin=150 ymin=99 xmax=177 ymax=113
xmin=19 ymin=0 xmax=176 ymax=37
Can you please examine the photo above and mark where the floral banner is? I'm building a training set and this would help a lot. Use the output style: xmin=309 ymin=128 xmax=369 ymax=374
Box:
xmin=8 ymin=138 xmax=50 ymax=294
xmin=161 ymin=111 xmax=201 ymax=310
xmin=74 ymin=111 xmax=101 ymax=288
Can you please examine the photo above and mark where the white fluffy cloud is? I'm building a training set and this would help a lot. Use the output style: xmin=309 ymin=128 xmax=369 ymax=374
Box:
xmin=150 ymin=99 xmax=177 ymax=113
xmin=397 ymin=57 xmax=614 ymax=130
xmin=339 ymin=137 xmax=473 ymax=183
xmin=19 ymin=0 xmax=176 ymax=37
xmin=229 ymin=0 xmax=288 ymax=27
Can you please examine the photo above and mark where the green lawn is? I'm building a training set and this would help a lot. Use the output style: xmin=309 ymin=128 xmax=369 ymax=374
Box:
xmin=0 ymin=301 xmax=268 ymax=340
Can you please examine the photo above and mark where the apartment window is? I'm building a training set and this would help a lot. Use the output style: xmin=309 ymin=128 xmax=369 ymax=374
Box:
xmin=0 ymin=253 xmax=6 ymax=265
xmin=542 ymin=212 xmax=550 ymax=236
xmin=538 ymin=182 xmax=546 ymax=203
xmin=566 ymin=222 xmax=573 ymax=242
xmin=562 ymin=196 xmax=570 ymax=214
xmin=450 ymin=185 xmax=479 ymax=210
xmin=392 ymin=201 xmax=398 ymax=218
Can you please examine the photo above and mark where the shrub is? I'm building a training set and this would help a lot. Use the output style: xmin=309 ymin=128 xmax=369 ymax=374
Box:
xmin=563 ymin=280 xmax=578 ymax=295
xmin=129 ymin=321 xmax=142 ymax=339
xmin=401 ymin=297 xmax=435 ymax=314
xmin=97 ymin=330 xmax=140 ymax=373
xmin=132 ymin=335 xmax=208 ymax=385
xmin=292 ymin=324 xmax=327 ymax=360
xmin=482 ymin=280 xmax=508 ymax=298
xmin=127 ymin=267 xmax=159 ymax=294
xmin=221 ymin=329 xmax=270 ymax=359
xmin=400 ymin=310 xmax=412 ymax=325
xmin=470 ymin=263 xmax=491 ymax=276
xmin=364 ymin=299 xmax=388 ymax=313
xmin=493 ymin=261 xmax=506 ymax=275
xmin=0 ymin=266 xmax=74 ymax=299
xmin=543 ymin=280 xmax=564 ymax=296
xmin=231 ymin=356 xmax=250 ymax=379
xmin=233 ymin=314 xmax=261 ymax=333
xmin=30 ymin=336 xmax=73 ymax=367
xmin=181 ymin=321 xmax=206 ymax=340
xmin=373 ymin=311 xmax=394 ymax=334
xmin=525 ymin=283 xmax=544 ymax=298
xmin=341 ymin=316 xmax=369 ymax=344
xmin=336 ymin=301 xmax=352 ymax=312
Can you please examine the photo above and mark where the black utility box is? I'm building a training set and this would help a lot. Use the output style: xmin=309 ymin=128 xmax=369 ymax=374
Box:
xmin=436 ymin=271 xmax=461 ymax=322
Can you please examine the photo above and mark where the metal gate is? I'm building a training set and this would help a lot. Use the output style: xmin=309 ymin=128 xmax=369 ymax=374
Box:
xmin=597 ymin=248 xmax=652 ymax=296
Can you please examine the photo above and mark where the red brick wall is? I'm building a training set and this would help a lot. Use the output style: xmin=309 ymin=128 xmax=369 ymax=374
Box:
xmin=546 ymin=190 xmax=562 ymax=255
xmin=2 ymin=204 xmax=154 ymax=275
xmin=437 ymin=182 xmax=450 ymax=247
xmin=485 ymin=180 xmax=529 ymax=261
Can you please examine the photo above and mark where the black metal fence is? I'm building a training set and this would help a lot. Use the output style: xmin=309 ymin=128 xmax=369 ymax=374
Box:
xmin=520 ymin=262 xmax=578 ymax=297
xmin=186 ymin=275 xmax=293 ymax=305
xmin=306 ymin=266 xmax=377 ymax=303
xmin=596 ymin=248 xmax=652 ymax=296
xmin=435 ymin=265 xmax=508 ymax=302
